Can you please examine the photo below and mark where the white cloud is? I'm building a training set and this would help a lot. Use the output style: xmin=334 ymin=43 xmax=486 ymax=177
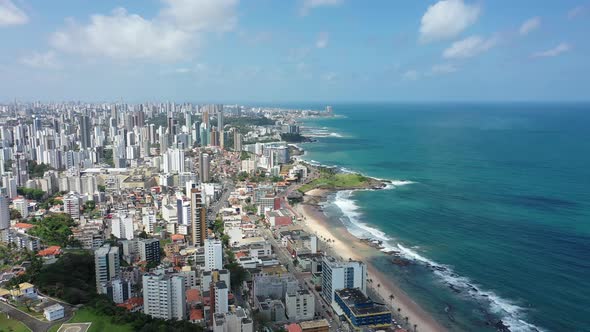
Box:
xmin=159 ymin=0 xmax=238 ymax=32
xmin=20 ymin=51 xmax=61 ymax=69
xmin=300 ymin=0 xmax=342 ymax=16
xmin=431 ymin=63 xmax=457 ymax=74
xmin=49 ymin=0 xmax=238 ymax=61
xmin=316 ymin=32 xmax=329 ymax=48
xmin=568 ymin=6 xmax=586 ymax=19
xmin=420 ymin=0 xmax=480 ymax=42
xmin=403 ymin=70 xmax=419 ymax=81
xmin=443 ymin=35 xmax=498 ymax=59
xmin=321 ymin=72 xmax=338 ymax=81
xmin=0 ymin=0 xmax=28 ymax=26
xmin=519 ymin=17 xmax=541 ymax=36
xmin=532 ymin=43 xmax=571 ymax=57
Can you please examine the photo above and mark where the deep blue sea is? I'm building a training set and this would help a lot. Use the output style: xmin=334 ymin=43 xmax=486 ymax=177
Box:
xmin=293 ymin=103 xmax=590 ymax=332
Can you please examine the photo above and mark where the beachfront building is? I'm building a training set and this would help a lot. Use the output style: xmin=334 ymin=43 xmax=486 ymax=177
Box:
xmin=321 ymin=256 xmax=366 ymax=304
xmin=334 ymin=288 xmax=391 ymax=331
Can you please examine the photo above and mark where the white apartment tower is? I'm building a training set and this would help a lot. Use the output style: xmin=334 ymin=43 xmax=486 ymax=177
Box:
xmin=143 ymin=274 xmax=186 ymax=320
xmin=205 ymin=238 xmax=223 ymax=271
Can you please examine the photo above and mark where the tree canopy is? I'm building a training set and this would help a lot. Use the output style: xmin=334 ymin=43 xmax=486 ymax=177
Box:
xmin=28 ymin=213 xmax=77 ymax=247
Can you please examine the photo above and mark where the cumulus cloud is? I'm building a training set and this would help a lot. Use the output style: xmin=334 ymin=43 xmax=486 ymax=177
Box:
xmin=519 ymin=17 xmax=541 ymax=36
xmin=159 ymin=0 xmax=238 ymax=32
xmin=300 ymin=0 xmax=342 ymax=16
xmin=532 ymin=43 xmax=571 ymax=57
xmin=20 ymin=51 xmax=61 ymax=69
xmin=403 ymin=70 xmax=419 ymax=81
xmin=420 ymin=0 xmax=480 ymax=42
xmin=0 ymin=0 xmax=28 ymax=26
xmin=443 ymin=35 xmax=498 ymax=59
xmin=568 ymin=5 xmax=586 ymax=19
xmin=316 ymin=32 xmax=329 ymax=48
xmin=431 ymin=63 xmax=457 ymax=74
xmin=49 ymin=0 xmax=238 ymax=61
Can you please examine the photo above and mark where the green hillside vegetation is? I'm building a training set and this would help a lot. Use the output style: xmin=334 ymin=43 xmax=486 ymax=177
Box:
xmin=298 ymin=172 xmax=372 ymax=193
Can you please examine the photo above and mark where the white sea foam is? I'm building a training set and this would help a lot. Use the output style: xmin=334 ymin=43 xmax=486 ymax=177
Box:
xmin=329 ymin=132 xmax=343 ymax=137
xmin=329 ymin=193 xmax=545 ymax=332
xmin=396 ymin=244 xmax=546 ymax=332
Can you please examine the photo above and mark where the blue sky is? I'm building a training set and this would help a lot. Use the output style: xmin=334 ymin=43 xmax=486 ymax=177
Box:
xmin=0 ymin=0 xmax=589 ymax=102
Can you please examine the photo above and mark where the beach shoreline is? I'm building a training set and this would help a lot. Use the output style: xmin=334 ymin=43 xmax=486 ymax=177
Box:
xmin=295 ymin=189 xmax=447 ymax=332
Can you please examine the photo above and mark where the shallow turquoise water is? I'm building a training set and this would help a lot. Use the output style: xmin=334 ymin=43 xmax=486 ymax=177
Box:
xmin=296 ymin=103 xmax=590 ymax=332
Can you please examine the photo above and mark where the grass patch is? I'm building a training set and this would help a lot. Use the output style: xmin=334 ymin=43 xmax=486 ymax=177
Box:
xmin=47 ymin=308 xmax=133 ymax=332
xmin=0 ymin=312 xmax=30 ymax=332
xmin=299 ymin=173 xmax=372 ymax=193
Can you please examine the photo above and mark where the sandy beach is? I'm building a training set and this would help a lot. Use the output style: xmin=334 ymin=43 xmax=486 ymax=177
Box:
xmin=295 ymin=189 xmax=446 ymax=332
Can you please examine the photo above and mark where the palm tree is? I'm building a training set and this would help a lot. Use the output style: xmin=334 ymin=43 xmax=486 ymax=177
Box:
xmin=405 ymin=316 xmax=409 ymax=324
xmin=414 ymin=323 xmax=418 ymax=332
xmin=388 ymin=294 xmax=395 ymax=307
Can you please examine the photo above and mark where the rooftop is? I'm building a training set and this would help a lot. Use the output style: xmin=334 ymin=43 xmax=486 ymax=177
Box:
xmin=335 ymin=288 xmax=391 ymax=316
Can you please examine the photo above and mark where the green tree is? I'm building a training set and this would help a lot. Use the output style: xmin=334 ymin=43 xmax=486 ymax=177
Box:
xmin=9 ymin=209 xmax=22 ymax=220
xmin=28 ymin=213 xmax=77 ymax=247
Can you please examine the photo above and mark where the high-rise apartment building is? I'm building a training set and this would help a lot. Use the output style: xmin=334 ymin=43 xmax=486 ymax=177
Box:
xmin=95 ymin=244 xmax=121 ymax=293
xmin=190 ymin=186 xmax=207 ymax=246
xmin=138 ymin=238 xmax=161 ymax=265
xmin=205 ymin=238 xmax=223 ymax=271
xmin=0 ymin=195 xmax=10 ymax=230
xmin=80 ymin=115 xmax=91 ymax=149
xmin=200 ymin=153 xmax=210 ymax=183
xmin=321 ymin=256 xmax=367 ymax=304
xmin=143 ymin=274 xmax=186 ymax=320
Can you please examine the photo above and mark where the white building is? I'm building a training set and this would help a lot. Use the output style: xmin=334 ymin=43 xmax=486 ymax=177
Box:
xmin=214 ymin=281 xmax=229 ymax=314
xmin=285 ymin=289 xmax=315 ymax=321
xmin=13 ymin=196 xmax=28 ymax=219
xmin=321 ymin=256 xmax=367 ymax=304
xmin=111 ymin=214 xmax=134 ymax=240
xmin=43 ymin=304 xmax=65 ymax=321
xmin=205 ymin=238 xmax=223 ymax=271
xmin=63 ymin=192 xmax=81 ymax=219
xmin=143 ymin=274 xmax=186 ymax=320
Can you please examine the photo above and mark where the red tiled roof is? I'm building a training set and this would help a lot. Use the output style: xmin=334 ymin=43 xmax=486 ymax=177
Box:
xmin=171 ymin=234 xmax=184 ymax=241
xmin=37 ymin=246 xmax=61 ymax=257
xmin=186 ymin=289 xmax=201 ymax=303
xmin=285 ymin=323 xmax=302 ymax=332
xmin=14 ymin=223 xmax=34 ymax=229
xmin=117 ymin=297 xmax=143 ymax=311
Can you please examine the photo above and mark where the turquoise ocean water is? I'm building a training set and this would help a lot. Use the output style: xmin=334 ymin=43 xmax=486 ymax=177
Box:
xmin=292 ymin=103 xmax=590 ymax=332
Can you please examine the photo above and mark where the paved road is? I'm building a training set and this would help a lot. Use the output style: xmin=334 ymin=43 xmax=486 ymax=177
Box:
xmin=0 ymin=299 xmax=74 ymax=332
xmin=0 ymin=301 xmax=52 ymax=332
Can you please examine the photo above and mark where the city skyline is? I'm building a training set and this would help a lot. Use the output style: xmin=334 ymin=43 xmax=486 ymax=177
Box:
xmin=1 ymin=0 xmax=589 ymax=102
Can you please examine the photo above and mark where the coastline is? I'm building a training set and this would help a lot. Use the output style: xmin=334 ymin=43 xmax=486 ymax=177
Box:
xmin=295 ymin=189 xmax=447 ymax=332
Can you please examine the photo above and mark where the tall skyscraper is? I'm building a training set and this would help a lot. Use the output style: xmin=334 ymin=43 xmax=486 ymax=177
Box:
xmin=0 ymin=195 xmax=9 ymax=230
xmin=95 ymin=244 xmax=121 ymax=293
xmin=80 ymin=115 xmax=91 ymax=149
xmin=143 ymin=274 xmax=186 ymax=320
xmin=217 ymin=108 xmax=224 ymax=149
xmin=233 ymin=130 xmax=242 ymax=152
xmin=190 ymin=187 xmax=207 ymax=246
xmin=200 ymin=153 xmax=210 ymax=183
xmin=205 ymin=239 xmax=223 ymax=271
